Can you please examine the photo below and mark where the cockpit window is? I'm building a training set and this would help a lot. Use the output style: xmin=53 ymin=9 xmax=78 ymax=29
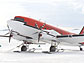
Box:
xmin=14 ymin=17 xmax=24 ymax=22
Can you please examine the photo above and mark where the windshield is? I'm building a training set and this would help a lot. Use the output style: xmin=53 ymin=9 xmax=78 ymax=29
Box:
xmin=14 ymin=17 xmax=24 ymax=22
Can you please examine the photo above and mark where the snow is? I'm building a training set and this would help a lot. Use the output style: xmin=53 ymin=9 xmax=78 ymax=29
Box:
xmin=0 ymin=38 xmax=84 ymax=63
xmin=0 ymin=51 xmax=84 ymax=63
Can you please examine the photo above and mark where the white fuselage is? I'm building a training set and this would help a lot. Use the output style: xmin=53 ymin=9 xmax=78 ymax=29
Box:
xmin=7 ymin=20 xmax=84 ymax=46
xmin=57 ymin=36 xmax=84 ymax=46
xmin=7 ymin=20 xmax=57 ymax=44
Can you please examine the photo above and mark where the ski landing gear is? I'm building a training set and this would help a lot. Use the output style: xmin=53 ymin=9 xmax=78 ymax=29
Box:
xmin=21 ymin=45 xmax=27 ymax=51
xmin=49 ymin=42 xmax=60 ymax=52
xmin=79 ymin=46 xmax=83 ymax=51
xmin=50 ymin=46 xmax=56 ymax=52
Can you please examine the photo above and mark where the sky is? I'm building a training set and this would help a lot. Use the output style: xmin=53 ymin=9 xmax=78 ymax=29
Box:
xmin=0 ymin=0 xmax=84 ymax=32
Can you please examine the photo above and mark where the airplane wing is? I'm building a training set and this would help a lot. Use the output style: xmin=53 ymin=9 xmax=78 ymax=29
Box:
xmin=38 ymin=29 xmax=84 ymax=46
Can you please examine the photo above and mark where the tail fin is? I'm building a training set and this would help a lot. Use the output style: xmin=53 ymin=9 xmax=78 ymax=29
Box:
xmin=79 ymin=26 xmax=84 ymax=34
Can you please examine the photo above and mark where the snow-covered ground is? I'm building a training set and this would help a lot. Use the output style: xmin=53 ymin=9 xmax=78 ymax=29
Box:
xmin=0 ymin=38 xmax=84 ymax=63
xmin=0 ymin=51 xmax=84 ymax=63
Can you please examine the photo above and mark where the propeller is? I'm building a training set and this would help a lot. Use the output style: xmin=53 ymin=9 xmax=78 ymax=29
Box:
xmin=7 ymin=25 xmax=13 ymax=43
xmin=0 ymin=25 xmax=13 ymax=43
xmin=9 ymin=31 xmax=13 ymax=43
xmin=35 ymin=23 xmax=46 ymax=42
xmin=0 ymin=32 xmax=13 ymax=43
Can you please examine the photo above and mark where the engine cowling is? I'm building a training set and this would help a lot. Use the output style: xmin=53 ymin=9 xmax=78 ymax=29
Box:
xmin=40 ymin=30 xmax=58 ymax=43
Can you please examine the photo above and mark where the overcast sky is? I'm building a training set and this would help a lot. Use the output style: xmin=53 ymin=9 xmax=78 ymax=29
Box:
xmin=0 ymin=0 xmax=84 ymax=32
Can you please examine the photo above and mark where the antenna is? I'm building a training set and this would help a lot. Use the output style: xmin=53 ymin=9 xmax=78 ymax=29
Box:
xmin=39 ymin=19 xmax=41 ymax=21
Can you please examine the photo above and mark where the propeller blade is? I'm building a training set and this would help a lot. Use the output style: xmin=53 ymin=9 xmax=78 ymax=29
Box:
xmin=32 ymin=32 xmax=38 ymax=35
xmin=9 ymin=34 xmax=13 ymax=43
xmin=4 ymin=32 xmax=10 ymax=35
xmin=9 ymin=36 xmax=11 ymax=43
xmin=9 ymin=31 xmax=13 ymax=43
xmin=38 ymin=33 xmax=40 ymax=42
xmin=0 ymin=35 xmax=10 ymax=37
xmin=7 ymin=25 xmax=11 ymax=31
xmin=38 ymin=32 xmax=42 ymax=42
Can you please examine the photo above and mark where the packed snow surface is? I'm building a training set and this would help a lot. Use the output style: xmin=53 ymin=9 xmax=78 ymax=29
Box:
xmin=0 ymin=38 xmax=84 ymax=63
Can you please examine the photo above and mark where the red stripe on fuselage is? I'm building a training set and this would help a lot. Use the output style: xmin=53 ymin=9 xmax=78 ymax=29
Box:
xmin=14 ymin=16 xmax=75 ymax=35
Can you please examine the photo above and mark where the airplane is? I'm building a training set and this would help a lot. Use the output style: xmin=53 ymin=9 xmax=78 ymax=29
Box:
xmin=0 ymin=16 xmax=84 ymax=52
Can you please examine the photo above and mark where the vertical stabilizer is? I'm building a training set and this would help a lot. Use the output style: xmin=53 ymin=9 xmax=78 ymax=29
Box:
xmin=79 ymin=26 xmax=84 ymax=34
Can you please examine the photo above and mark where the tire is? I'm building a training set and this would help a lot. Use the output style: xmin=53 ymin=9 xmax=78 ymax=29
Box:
xmin=80 ymin=48 xmax=83 ymax=51
xmin=21 ymin=46 xmax=27 ymax=51
xmin=50 ymin=46 xmax=56 ymax=52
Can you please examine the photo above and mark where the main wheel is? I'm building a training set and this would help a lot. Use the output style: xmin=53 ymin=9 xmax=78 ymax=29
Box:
xmin=50 ymin=46 xmax=56 ymax=52
xmin=21 ymin=45 xmax=27 ymax=51
xmin=80 ymin=47 xmax=83 ymax=51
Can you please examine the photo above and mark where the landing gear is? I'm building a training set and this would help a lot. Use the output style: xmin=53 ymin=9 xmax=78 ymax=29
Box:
xmin=50 ymin=46 xmax=56 ymax=52
xmin=21 ymin=45 xmax=27 ymax=51
xmin=49 ymin=41 xmax=60 ymax=52
xmin=80 ymin=48 xmax=83 ymax=51
xmin=79 ymin=46 xmax=83 ymax=51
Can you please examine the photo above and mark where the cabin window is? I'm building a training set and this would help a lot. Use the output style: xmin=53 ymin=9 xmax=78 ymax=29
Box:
xmin=35 ymin=23 xmax=38 ymax=28
xmin=14 ymin=17 xmax=24 ymax=22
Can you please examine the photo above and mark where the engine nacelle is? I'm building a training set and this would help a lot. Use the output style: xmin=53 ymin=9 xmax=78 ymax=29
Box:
xmin=40 ymin=30 xmax=57 ymax=43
